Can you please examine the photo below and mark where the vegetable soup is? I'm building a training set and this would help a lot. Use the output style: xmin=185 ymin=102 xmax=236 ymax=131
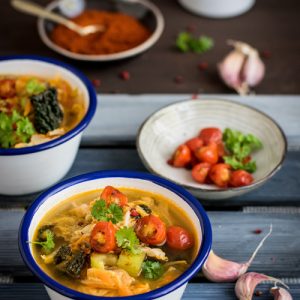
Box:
xmin=32 ymin=186 xmax=199 ymax=297
xmin=0 ymin=75 xmax=86 ymax=148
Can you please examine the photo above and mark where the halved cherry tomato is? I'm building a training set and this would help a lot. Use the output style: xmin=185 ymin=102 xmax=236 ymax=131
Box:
xmin=192 ymin=162 xmax=211 ymax=183
xmin=100 ymin=186 xmax=128 ymax=207
xmin=135 ymin=215 xmax=166 ymax=245
xmin=0 ymin=79 xmax=16 ymax=99
xmin=90 ymin=221 xmax=116 ymax=253
xmin=199 ymin=127 xmax=222 ymax=145
xmin=170 ymin=144 xmax=191 ymax=167
xmin=166 ymin=226 xmax=194 ymax=250
xmin=229 ymin=170 xmax=253 ymax=187
xmin=209 ymin=163 xmax=231 ymax=188
xmin=195 ymin=142 xmax=218 ymax=164
xmin=185 ymin=137 xmax=204 ymax=153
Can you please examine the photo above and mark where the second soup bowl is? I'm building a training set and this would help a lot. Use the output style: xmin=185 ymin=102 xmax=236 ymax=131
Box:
xmin=19 ymin=170 xmax=212 ymax=300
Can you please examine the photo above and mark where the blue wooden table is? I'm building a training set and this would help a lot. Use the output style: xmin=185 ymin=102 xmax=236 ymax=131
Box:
xmin=0 ymin=95 xmax=300 ymax=299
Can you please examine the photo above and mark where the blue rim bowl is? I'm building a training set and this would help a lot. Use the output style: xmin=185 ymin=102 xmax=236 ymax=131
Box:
xmin=0 ymin=55 xmax=97 ymax=156
xmin=19 ymin=170 xmax=212 ymax=300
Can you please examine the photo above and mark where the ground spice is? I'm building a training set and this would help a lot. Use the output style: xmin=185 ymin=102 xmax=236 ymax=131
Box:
xmin=51 ymin=10 xmax=151 ymax=55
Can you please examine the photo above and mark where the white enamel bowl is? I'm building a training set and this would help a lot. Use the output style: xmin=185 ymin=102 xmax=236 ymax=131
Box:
xmin=0 ymin=56 xmax=97 ymax=195
xmin=38 ymin=0 xmax=164 ymax=61
xmin=137 ymin=99 xmax=287 ymax=200
xmin=19 ymin=171 xmax=212 ymax=300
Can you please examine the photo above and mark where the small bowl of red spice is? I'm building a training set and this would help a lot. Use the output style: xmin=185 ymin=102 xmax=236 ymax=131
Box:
xmin=37 ymin=0 xmax=164 ymax=61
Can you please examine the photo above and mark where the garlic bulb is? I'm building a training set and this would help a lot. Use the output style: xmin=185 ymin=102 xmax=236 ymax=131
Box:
xmin=271 ymin=287 xmax=293 ymax=300
xmin=202 ymin=225 xmax=272 ymax=282
xmin=218 ymin=40 xmax=265 ymax=95
xmin=235 ymin=272 xmax=289 ymax=300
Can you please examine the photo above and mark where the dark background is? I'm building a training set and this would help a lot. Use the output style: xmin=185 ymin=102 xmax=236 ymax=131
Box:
xmin=0 ymin=0 xmax=299 ymax=94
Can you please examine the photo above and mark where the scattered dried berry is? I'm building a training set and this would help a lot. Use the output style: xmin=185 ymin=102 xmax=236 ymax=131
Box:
xmin=254 ymin=290 xmax=263 ymax=296
xmin=119 ymin=71 xmax=130 ymax=81
xmin=92 ymin=79 xmax=101 ymax=88
xmin=261 ymin=50 xmax=271 ymax=59
xmin=198 ymin=62 xmax=208 ymax=71
xmin=174 ymin=75 xmax=184 ymax=84
xmin=253 ymin=229 xmax=262 ymax=234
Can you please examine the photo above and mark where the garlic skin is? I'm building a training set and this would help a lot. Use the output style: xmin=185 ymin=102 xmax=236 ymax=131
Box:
xmin=202 ymin=225 xmax=272 ymax=282
xmin=271 ymin=287 xmax=293 ymax=300
xmin=235 ymin=272 xmax=289 ymax=300
xmin=218 ymin=40 xmax=265 ymax=95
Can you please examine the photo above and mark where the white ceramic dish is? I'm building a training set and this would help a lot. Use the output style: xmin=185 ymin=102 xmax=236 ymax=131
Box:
xmin=19 ymin=171 xmax=212 ymax=300
xmin=137 ymin=99 xmax=287 ymax=200
xmin=178 ymin=0 xmax=255 ymax=18
xmin=37 ymin=0 xmax=164 ymax=61
xmin=0 ymin=56 xmax=97 ymax=195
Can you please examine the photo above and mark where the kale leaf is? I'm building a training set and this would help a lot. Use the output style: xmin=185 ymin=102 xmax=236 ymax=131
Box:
xmin=31 ymin=88 xmax=63 ymax=134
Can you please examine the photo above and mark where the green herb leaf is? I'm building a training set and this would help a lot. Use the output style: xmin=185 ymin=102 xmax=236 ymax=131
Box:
xmin=222 ymin=128 xmax=262 ymax=173
xmin=26 ymin=79 xmax=46 ymax=95
xmin=176 ymin=32 xmax=214 ymax=54
xmin=91 ymin=200 xmax=123 ymax=224
xmin=142 ymin=261 xmax=164 ymax=280
xmin=116 ymin=227 xmax=141 ymax=254
xmin=31 ymin=229 xmax=55 ymax=253
xmin=0 ymin=110 xmax=35 ymax=148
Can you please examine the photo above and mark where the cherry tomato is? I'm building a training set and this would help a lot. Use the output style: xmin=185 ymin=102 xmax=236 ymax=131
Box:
xmin=229 ymin=170 xmax=253 ymax=187
xmin=185 ymin=153 xmax=199 ymax=170
xmin=243 ymin=156 xmax=252 ymax=164
xmin=209 ymin=163 xmax=231 ymax=188
xmin=185 ymin=137 xmax=204 ymax=153
xmin=90 ymin=221 xmax=116 ymax=253
xmin=217 ymin=142 xmax=226 ymax=158
xmin=195 ymin=142 xmax=218 ymax=164
xmin=100 ymin=186 xmax=128 ymax=207
xmin=192 ymin=162 xmax=211 ymax=183
xmin=0 ymin=79 xmax=16 ymax=99
xmin=166 ymin=226 xmax=194 ymax=250
xmin=135 ymin=215 xmax=166 ymax=245
xmin=170 ymin=144 xmax=191 ymax=167
xmin=199 ymin=127 xmax=222 ymax=145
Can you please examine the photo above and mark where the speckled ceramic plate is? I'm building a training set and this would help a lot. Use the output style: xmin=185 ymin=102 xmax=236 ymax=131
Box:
xmin=137 ymin=98 xmax=287 ymax=200
xmin=37 ymin=0 xmax=164 ymax=61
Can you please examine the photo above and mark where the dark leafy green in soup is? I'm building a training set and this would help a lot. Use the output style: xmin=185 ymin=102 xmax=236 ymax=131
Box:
xmin=0 ymin=75 xmax=85 ymax=148
xmin=32 ymin=186 xmax=199 ymax=297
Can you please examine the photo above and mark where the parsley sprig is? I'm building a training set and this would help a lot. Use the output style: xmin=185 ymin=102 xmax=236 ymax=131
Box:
xmin=223 ymin=128 xmax=263 ymax=173
xmin=176 ymin=32 xmax=214 ymax=53
xmin=142 ymin=261 xmax=164 ymax=280
xmin=91 ymin=199 xmax=123 ymax=224
xmin=31 ymin=229 xmax=55 ymax=253
xmin=116 ymin=227 xmax=141 ymax=254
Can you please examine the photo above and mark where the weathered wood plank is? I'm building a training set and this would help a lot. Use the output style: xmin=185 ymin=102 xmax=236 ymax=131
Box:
xmin=0 ymin=149 xmax=299 ymax=208
xmin=0 ymin=283 xmax=299 ymax=300
xmin=1 ymin=210 xmax=299 ymax=278
xmin=83 ymin=95 xmax=300 ymax=149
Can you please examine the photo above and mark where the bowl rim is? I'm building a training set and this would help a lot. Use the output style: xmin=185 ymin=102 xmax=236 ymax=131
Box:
xmin=37 ymin=0 xmax=165 ymax=61
xmin=19 ymin=170 xmax=212 ymax=300
xmin=0 ymin=55 xmax=97 ymax=156
xmin=136 ymin=98 xmax=288 ymax=194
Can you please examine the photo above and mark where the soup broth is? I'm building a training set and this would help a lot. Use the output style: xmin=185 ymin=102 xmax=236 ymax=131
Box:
xmin=0 ymin=75 xmax=85 ymax=149
xmin=32 ymin=187 xmax=199 ymax=297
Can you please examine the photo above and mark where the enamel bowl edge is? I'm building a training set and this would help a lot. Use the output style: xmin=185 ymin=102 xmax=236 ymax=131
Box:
xmin=137 ymin=98 xmax=287 ymax=200
xmin=37 ymin=0 xmax=165 ymax=62
xmin=19 ymin=170 xmax=212 ymax=300
xmin=0 ymin=56 xmax=97 ymax=195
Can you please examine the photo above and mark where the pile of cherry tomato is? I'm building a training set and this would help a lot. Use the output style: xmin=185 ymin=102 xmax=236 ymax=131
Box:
xmin=168 ymin=127 xmax=254 ymax=188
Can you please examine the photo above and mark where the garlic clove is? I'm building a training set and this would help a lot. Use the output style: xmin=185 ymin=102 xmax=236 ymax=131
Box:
xmin=235 ymin=272 xmax=289 ymax=300
xmin=271 ymin=287 xmax=293 ymax=300
xmin=202 ymin=225 xmax=272 ymax=283
xmin=242 ymin=51 xmax=265 ymax=87
xmin=218 ymin=50 xmax=245 ymax=93
xmin=202 ymin=250 xmax=248 ymax=282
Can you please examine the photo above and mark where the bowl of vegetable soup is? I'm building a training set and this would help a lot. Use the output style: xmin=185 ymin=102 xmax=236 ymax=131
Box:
xmin=0 ymin=56 xmax=97 ymax=195
xmin=19 ymin=170 xmax=212 ymax=300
